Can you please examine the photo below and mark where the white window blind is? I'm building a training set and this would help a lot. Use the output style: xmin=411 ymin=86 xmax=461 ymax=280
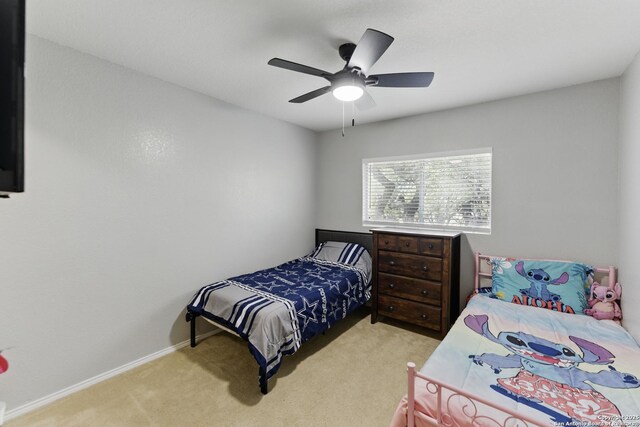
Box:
xmin=362 ymin=149 xmax=492 ymax=233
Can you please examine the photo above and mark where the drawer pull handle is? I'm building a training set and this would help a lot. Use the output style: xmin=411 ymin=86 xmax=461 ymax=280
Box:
xmin=422 ymin=265 xmax=429 ymax=271
xmin=389 ymin=260 xmax=396 ymax=266
xmin=421 ymin=314 xmax=428 ymax=320
xmin=405 ymin=242 xmax=410 ymax=247
xmin=388 ymin=283 xmax=395 ymax=289
xmin=428 ymin=243 xmax=434 ymax=249
xmin=385 ymin=240 xmax=389 ymax=245
xmin=421 ymin=289 xmax=429 ymax=296
xmin=387 ymin=305 xmax=395 ymax=312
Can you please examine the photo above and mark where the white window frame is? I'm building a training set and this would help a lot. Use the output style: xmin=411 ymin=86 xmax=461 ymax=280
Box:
xmin=362 ymin=148 xmax=492 ymax=234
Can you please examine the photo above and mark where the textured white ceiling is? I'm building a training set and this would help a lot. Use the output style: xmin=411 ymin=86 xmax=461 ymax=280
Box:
xmin=27 ymin=0 xmax=640 ymax=132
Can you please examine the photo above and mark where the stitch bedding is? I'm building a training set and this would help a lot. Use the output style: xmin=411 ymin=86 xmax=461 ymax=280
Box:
xmin=391 ymin=295 xmax=640 ymax=426
xmin=187 ymin=252 xmax=371 ymax=382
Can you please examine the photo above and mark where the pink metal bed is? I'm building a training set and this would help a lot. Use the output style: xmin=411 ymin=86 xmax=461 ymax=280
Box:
xmin=396 ymin=252 xmax=633 ymax=427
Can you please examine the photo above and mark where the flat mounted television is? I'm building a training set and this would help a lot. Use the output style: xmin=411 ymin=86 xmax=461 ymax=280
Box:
xmin=0 ymin=0 xmax=25 ymax=197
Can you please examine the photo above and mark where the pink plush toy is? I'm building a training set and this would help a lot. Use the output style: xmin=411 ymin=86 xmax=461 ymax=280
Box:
xmin=584 ymin=282 xmax=622 ymax=323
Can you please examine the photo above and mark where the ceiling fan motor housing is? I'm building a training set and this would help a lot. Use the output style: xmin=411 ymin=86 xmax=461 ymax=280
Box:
xmin=332 ymin=69 xmax=364 ymax=88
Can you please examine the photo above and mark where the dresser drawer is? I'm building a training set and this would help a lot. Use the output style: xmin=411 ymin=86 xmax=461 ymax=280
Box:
xmin=397 ymin=235 xmax=419 ymax=253
xmin=377 ymin=234 xmax=398 ymax=251
xmin=378 ymin=251 xmax=442 ymax=281
xmin=419 ymin=238 xmax=443 ymax=257
xmin=378 ymin=273 xmax=441 ymax=306
xmin=378 ymin=294 xmax=441 ymax=331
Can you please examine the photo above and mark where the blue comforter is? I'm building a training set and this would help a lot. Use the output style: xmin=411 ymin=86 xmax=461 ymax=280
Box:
xmin=187 ymin=256 xmax=370 ymax=379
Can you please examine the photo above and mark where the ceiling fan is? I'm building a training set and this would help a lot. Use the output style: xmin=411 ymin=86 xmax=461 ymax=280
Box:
xmin=268 ymin=28 xmax=434 ymax=110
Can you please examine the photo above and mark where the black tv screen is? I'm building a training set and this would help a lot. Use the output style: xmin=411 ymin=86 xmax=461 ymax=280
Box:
xmin=0 ymin=0 xmax=25 ymax=197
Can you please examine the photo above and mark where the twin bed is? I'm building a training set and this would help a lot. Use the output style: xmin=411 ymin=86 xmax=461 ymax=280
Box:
xmin=186 ymin=229 xmax=373 ymax=394
xmin=393 ymin=254 xmax=640 ymax=427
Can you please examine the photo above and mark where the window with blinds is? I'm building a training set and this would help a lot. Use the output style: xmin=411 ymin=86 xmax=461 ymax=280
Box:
xmin=362 ymin=149 xmax=492 ymax=233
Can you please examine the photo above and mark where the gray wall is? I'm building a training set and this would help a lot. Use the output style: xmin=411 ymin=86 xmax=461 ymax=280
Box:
xmin=619 ymin=51 xmax=640 ymax=342
xmin=316 ymin=79 xmax=620 ymax=310
xmin=0 ymin=36 xmax=317 ymax=411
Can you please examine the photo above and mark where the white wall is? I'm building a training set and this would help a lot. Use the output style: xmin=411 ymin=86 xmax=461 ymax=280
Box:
xmin=0 ymin=36 xmax=317 ymax=412
xmin=619 ymin=51 xmax=640 ymax=342
xmin=316 ymin=79 xmax=620 ymax=309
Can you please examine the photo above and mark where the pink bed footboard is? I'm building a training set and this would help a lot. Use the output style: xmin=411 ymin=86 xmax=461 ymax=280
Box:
xmin=392 ymin=362 xmax=551 ymax=427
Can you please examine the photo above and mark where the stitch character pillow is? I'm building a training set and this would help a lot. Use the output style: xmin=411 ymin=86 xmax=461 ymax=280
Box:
xmin=491 ymin=258 xmax=593 ymax=315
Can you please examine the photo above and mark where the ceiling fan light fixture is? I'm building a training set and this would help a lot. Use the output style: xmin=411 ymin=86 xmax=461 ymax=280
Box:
xmin=332 ymin=73 xmax=365 ymax=102
xmin=332 ymin=84 xmax=364 ymax=102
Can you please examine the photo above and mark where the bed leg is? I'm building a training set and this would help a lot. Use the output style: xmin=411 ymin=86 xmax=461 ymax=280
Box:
xmin=186 ymin=311 xmax=198 ymax=348
xmin=259 ymin=366 xmax=268 ymax=395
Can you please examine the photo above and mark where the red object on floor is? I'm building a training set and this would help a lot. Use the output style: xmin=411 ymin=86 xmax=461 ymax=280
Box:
xmin=0 ymin=353 xmax=8 ymax=374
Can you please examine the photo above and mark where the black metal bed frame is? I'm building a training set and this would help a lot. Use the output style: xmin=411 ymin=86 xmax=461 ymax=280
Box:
xmin=186 ymin=228 xmax=373 ymax=394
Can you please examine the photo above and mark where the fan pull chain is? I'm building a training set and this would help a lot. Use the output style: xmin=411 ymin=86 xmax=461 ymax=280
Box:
xmin=352 ymin=102 xmax=355 ymax=127
xmin=342 ymin=102 xmax=345 ymax=137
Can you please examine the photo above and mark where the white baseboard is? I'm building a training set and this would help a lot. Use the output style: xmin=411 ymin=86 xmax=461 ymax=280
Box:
xmin=4 ymin=330 xmax=220 ymax=424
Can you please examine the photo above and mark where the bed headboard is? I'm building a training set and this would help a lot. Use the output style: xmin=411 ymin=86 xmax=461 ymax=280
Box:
xmin=315 ymin=229 xmax=373 ymax=255
xmin=474 ymin=252 xmax=617 ymax=291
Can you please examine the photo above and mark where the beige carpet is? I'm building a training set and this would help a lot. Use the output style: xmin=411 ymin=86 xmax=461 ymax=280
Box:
xmin=8 ymin=308 xmax=440 ymax=427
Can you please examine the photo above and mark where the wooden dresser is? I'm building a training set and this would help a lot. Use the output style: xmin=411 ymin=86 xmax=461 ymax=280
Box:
xmin=371 ymin=228 xmax=461 ymax=338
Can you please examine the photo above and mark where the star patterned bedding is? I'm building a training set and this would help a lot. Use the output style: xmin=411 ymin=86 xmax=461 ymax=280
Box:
xmin=187 ymin=250 xmax=371 ymax=381
xmin=392 ymin=295 xmax=640 ymax=427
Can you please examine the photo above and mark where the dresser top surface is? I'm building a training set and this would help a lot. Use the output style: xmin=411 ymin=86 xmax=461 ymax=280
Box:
xmin=371 ymin=227 xmax=461 ymax=238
